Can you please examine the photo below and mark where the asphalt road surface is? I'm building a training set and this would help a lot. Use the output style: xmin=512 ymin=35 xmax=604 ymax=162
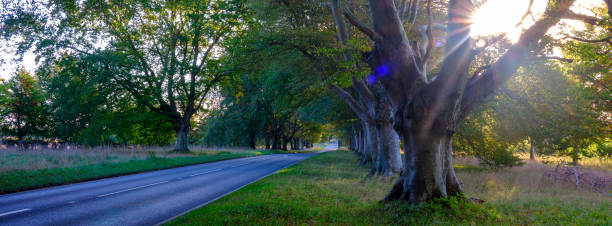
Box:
xmin=0 ymin=143 xmax=337 ymax=226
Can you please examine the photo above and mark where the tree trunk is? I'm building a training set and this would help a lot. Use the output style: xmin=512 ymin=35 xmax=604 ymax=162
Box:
xmin=265 ymin=136 xmax=271 ymax=149
xmin=362 ymin=121 xmax=378 ymax=164
xmin=17 ymin=138 xmax=24 ymax=151
xmin=282 ymin=138 xmax=289 ymax=151
xmin=529 ymin=138 xmax=536 ymax=160
xmin=350 ymin=131 xmax=357 ymax=151
xmin=248 ymin=135 xmax=256 ymax=150
xmin=272 ymin=134 xmax=280 ymax=150
xmin=372 ymin=84 xmax=402 ymax=175
xmin=374 ymin=121 xmax=402 ymax=175
xmin=173 ymin=119 xmax=190 ymax=153
xmin=384 ymin=131 xmax=463 ymax=204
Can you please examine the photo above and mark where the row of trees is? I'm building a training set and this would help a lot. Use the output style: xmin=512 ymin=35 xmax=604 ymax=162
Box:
xmin=243 ymin=0 xmax=611 ymax=204
xmin=1 ymin=0 xmax=610 ymax=206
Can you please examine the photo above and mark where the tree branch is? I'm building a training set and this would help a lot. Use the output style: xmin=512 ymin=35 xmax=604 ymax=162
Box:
xmin=421 ymin=0 xmax=434 ymax=68
xmin=352 ymin=77 xmax=376 ymax=103
xmin=407 ymin=0 xmax=420 ymax=24
xmin=605 ymin=0 xmax=612 ymax=24
xmin=516 ymin=0 xmax=535 ymax=26
xmin=328 ymin=84 xmax=368 ymax=121
xmin=420 ymin=0 xmax=473 ymax=133
xmin=460 ymin=0 xmax=577 ymax=118
xmin=535 ymin=55 xmax=574 ymax=63
xmin=562 ymin=11 xmax=601 ymax=25
xmin=342 ymin=4 xmax=383 ymax=43
xmin=566 ymin=35 xmax=612 ymax=45
xmin=399 ymin=0 xmax=408 ymax=19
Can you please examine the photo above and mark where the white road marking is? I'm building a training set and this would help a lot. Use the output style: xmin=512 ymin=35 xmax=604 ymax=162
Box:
xmin=68 ymin=201 xmax=77 ymax=204
xmin=189 ymin=169 xmax=221 ymax=177
xmin=97 ymin=181 xmax=169 ymax=198
xmin=0 ymin=209 xmax=31 ymax=217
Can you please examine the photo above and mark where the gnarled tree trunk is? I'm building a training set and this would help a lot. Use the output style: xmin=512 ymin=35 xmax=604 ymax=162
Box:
xmin=385 ymin=126 xmax=463 ymax=203
xmin=173 ymin=119 xmax=190 ymax=153
xmin=373 ymin=85 xmax=402 ymax=175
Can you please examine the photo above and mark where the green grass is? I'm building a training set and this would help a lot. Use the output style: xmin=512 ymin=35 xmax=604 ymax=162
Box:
xmin=0 ymin=150 xmax=286 ymax=194
xmin=167 ymin=151 xmax=612 ymax=225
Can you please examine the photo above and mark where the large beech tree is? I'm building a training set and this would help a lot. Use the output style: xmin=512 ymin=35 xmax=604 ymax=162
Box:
xmin=332 ymin=0 xmax=608 ymax=204
xmin=1 ymin=0 xmax=249 ymax=152
xmin=327 ymin=0 xmax=402 ymax=175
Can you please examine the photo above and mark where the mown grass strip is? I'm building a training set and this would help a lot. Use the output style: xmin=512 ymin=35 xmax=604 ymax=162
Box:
xmin=167 ymin=151 xmax=611 ymax=225
xmin=0 ymin=150 xmax=283 ymax=194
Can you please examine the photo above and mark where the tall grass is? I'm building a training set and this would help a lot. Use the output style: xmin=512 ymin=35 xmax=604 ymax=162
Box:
xmin=0 ymin=145 xmax=276 ymax=172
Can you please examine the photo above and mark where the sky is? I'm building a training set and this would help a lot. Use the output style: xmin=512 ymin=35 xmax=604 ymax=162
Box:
xmin=0 ymin=0 xmax=605 ymax=80
xmin=471 ymin=0 xmax=604 ymax=42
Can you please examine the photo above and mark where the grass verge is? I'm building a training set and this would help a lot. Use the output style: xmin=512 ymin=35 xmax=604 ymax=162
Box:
xmin=167 ymin=151 xmax=611 ymax=225
xmin=0 ymin=150 xmax=286 ymax=194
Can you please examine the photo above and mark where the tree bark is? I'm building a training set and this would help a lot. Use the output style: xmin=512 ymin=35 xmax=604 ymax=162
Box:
xmin=248 ymin=134 xmax=257 ymax=149
xmin=362 ymin=121 xmax=378 ymax=164
xmin=374 ymin=122 xmax=402 ymax=175
xmin=373 ymin=85 xmax=402 ymax=175
xmin=529 ymin=138 xmax=536 ymax=160
xmin=384 ymin=130 xmax=463 ymax=203
xmin=173 ymin=119 xmax=190 ymax=153
xmin=350 ymin=128 xmax=358 ymax=151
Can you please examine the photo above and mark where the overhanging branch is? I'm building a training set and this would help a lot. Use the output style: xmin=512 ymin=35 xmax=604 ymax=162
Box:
xmin=460 ymin=0 xmax=577 ymax=118
xmin=567 ymin=35 xmax=612 ymax=45
xmin=562 ymin=11 xmax=601 ymax=25
xmin=342 ymin=4 xmax=383 ymax=43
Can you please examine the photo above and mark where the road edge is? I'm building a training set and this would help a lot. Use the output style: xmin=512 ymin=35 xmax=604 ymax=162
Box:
xmin=155 ymin=152 xmax=323 ymax=226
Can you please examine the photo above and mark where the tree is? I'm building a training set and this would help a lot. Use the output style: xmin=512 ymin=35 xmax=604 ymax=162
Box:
xmin=0 ymin=70 xmax=49 ymax=148
xmin=200 ymin=34 xmax=331 ymax=150
xmin=249 ymin=0 xmax=402 ymax=174
xmin=1 ymin=0 xmax=250 ymax=152
xmin=331 ymin=0 xmax=603 ymax=204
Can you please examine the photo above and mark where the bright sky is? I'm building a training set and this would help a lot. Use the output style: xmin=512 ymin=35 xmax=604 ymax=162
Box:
xmin=0 ymin=0 xmax=605 ymax=80
xmin=0 ymin=51 xmax=36 ymax=80
xmin=471 ymin=0 xmax=604 ymax=42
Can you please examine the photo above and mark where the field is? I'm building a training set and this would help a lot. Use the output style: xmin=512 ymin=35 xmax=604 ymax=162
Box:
xmin=0 ymin=146 xmax=297 ymax=194
xmin=168 ymin=150 xmax=612 ymax=225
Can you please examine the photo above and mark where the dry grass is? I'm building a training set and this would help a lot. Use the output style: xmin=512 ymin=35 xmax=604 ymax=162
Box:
xmin=0 ymin=144 xmax=273 ymax=172
xmin=459 ymin=160 xmax=610 ymax=200
xmin=455 ymin=154 xmax=612 ymax=224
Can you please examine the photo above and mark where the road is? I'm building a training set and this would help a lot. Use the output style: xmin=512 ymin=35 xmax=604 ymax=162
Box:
xmin=0 ymin=143 xmax=337 ymax=226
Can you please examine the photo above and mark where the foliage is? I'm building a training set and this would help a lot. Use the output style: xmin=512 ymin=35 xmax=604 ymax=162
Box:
xmin=0 ymin=70 xmax=50 ymax=144
xmin=197 ymin=13 xmax=342 ymax=149
xmin=37 ymin=55 xmax=175 ymax=146
xmin=456 ymin=61 xmax=610 ymax=166
xmin=2 ymin=0 xmax=252 ymax=151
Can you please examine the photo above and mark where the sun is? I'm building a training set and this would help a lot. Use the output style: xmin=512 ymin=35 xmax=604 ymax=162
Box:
xmin=470 ymin=0 xmax=547 ymax=43
xmin=470 ymin=0 xmax=603 ymax=43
